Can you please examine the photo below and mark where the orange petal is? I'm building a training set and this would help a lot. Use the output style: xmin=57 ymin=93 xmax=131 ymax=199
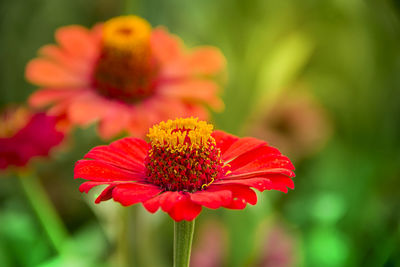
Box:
xmin=126 ymin=121 xmax=150 ymax=139
xmin=159 ymin=80 xmax=224 ymax=111
xmin=126 ymin=105 xmax=156 ymax=138
xmin=151 ymin=27 xmax=183 ymax=64
xmin=29 ymin=88 xmax=79 ymax=107
xmin=181 ymin=104 xmax=209 ymax=120
xmin=39 ymin=44 xmax=93 ymax=75
xmin=97 ymin=106 xmax=131 ymax=139
xmin=90 ymin=23 xmax=104 ymax=43
xmin=26 ymin=58 xmax=88 ymax=87
xmin=152 ymin=98 xmax=186 ymax=119
xmin=55 ymin=25 xmax=98 ymax=60
xmin=48 ymin=100 xmax=73 ymax=116
xmin=186 ymin=46 xmax=226 ymax=75
xmin=67 ymin=92 xmax=108 ymax=125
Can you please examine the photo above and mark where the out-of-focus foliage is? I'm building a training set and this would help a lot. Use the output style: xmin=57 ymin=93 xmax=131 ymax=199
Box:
xmin=1 ymin=0 xmax=400 ymax=266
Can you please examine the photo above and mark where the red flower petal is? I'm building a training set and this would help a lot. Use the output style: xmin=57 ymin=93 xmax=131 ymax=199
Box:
xmin=226 ymin=168 xmax=295 ymax=179
xmin=212 ymin=130 xmax=239 ymax=155
xmin=112 ymin=183 xmax=162 ymax=206
xmin=79 ymin=181 xmax=107 ymax=193
xmin=190 ymin=188 xmax=232 ymax=209
xmin=74 ymin=121 xmax=294 ymax=221
xmin=266 ymin=176 xmax=295 ymax=193
xmin=95 ymin=184 xmax=116 ymax=203
xmin=214 ymin=184 xmax=258 ymax=209
xmin=228 ymin=145 xmax=281 ymax=170
xmin=215 ymin=174 xmax=295 ymax=193
xmin=221 ymin=136 xmax=265 ymax=162
xmin=168 ymin=196 xmax=202 ymax=222
xmin=143 ymin=192 xmax=203 ymax=221
xmin=109 ymin=138 xmax=149 ymax=161
xmin=74 ymin=160 xmax=146 ymax=182
xmin=142 ymin=194 xmax=163 ymax=213
xmin=160 ymin=191 xmax=186 ymax=212
xmin=0 ymin=113 xmax=64 ymax=169
xmin=232 ymin=154 xmax=294 ymax=174
xmin=84 ymin=137 xmax=149 ymax=172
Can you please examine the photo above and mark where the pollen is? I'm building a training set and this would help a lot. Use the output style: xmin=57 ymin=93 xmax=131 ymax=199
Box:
xmin=145 ymin=118 xmax=224 ymax=192
xmin=147 ymin=117 xmax=215 ymax=151
xmin=93 ymin=15 xmax=157 ymax=103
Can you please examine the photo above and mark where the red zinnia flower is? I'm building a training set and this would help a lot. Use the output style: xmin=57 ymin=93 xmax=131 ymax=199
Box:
xmin=74 ymin=118 xmax=294 ymax=221
xmin=26 ymin=15 xmax=225 ymax=139
xmin=0 ymin=107 xmax=64 ymax=169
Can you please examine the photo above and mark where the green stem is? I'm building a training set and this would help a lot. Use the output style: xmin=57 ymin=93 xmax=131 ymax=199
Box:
xmin=116 ymin=208 xmax=130 ymax=267
xmin=18 ymin=171 xmax=68 ymax=255
xmin=174 ymin=220 xmax=195 ymax=267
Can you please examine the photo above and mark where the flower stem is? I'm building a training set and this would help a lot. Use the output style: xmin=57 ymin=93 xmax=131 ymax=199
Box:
xmin=116 ymin=208 xmax=130 ymax=267
xmin=18 ymin=171 xmax=68 ymax=255
xmin=174 ymin=220 xmax=195 ymax=267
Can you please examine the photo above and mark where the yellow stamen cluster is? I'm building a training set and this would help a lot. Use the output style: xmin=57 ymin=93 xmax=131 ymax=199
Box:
xmin=145 ymin=118 xmax=223 ymax=192
xmin=148 ymin=117 xmax=215 ymax=152
xmin=0 ymin=107 xmax=30 ymax=138
xmin=102 ymin=15 xmax=151 ymax=54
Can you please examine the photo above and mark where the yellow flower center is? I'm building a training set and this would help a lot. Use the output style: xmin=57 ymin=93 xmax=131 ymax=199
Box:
xmin=147 ymin=117 xmax=215 ymax=152
xmin=145 ymin=118 xmax=223 ymax=192
xmin=0 ymin=107 xmax=30 ymax=138
xmin=102 ymin=15 xmax=151 ymax=57
xmin=93 ymin=15 xmax=157 ymax=102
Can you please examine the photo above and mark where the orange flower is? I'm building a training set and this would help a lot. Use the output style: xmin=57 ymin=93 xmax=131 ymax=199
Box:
xmin=26 ymin=16 xmax=225 ymax=139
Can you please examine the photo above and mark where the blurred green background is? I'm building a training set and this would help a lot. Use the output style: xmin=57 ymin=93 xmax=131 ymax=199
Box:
xmin=1 ymin=0 xmax=400 ymax=266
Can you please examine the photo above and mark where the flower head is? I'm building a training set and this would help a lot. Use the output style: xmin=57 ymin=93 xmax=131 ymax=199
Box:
xmin=145 ymin=118 xmax=223 ymax=192
xmin=0 ymin=107 xmax=64 ymax=169
xmin=248 ymin=90 xmax=332 ymax=160
xmin=74 ymin=118 xmax=295 ymax=221
xmin=26 ymin=15 xmax=225 ymax=139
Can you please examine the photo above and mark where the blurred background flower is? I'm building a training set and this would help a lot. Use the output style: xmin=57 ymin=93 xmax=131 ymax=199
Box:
xmin=0 ymin=0 xmax=400 ymax=266
xmin=26 ymin=15 xmax=225 ymax=139
xmin=247 ymin=88 xmax=332 ymax=161
xmin=256 ymin=219 xmax=299 ymax=267
xmin=0 ymin=106 xmax=64 ymax=169
xmin=190 ymin=220 xmax=227 ymax=267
